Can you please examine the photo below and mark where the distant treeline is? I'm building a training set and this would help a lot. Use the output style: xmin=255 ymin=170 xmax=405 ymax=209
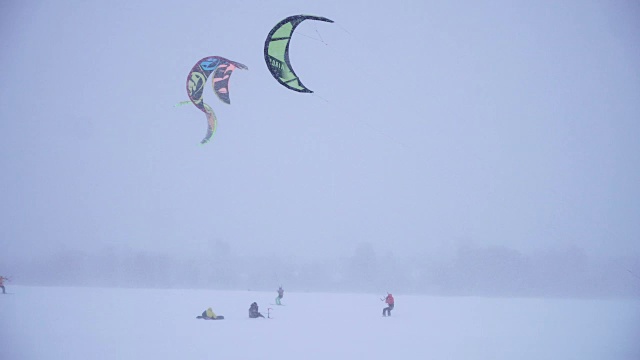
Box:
xmin=3 ymin=243 xmax=639 ymax=298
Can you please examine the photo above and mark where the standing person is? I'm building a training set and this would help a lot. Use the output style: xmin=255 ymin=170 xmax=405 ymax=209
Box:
xmin=382 ymin=293 xmax=394 ymax=317
xmin=0 ymin=276 xmax=9 ymax=294
xmin=275 ymin=286 xmax=284 ymax=305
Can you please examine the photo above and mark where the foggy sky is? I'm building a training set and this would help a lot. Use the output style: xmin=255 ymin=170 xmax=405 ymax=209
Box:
xmin=1 ymin=0 xmax=639 ymax=263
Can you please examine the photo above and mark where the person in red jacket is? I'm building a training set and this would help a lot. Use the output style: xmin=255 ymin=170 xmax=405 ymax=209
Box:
xmin=382 ymin=293 xmax=394 ymax=317
xmin=0 ymin=276 xmax=9 ymax=294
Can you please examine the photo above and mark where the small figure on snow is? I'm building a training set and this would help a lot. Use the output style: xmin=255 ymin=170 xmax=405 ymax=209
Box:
xmin=0 ymin=276 xmax=9 ymax=294
xmin=382 ymin=293 xmax=394 ymax=317
xmin=249 ymin=302 xmax=265 ymax=318
xmin=275 ymin=285 xmax=284 ymax=305
xmin=196 ymin=307 xmax=224 ymax=320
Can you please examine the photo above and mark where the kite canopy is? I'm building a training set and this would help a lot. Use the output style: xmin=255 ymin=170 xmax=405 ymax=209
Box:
xmin=185 ymin=56 xmax=248 ymax=144
xmin=264 ymin=15 xmax=333 ymax=93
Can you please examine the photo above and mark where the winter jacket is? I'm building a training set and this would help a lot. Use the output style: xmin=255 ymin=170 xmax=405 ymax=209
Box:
xmin=205 ymin=308 xmax=217 ymax=319
xmin=385 ymin=294 xmax=394 ymax=305
xmin=249 ymin=304 xmax=261 ymax=318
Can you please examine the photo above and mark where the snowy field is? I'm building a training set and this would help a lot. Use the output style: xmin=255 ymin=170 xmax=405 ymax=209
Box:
xmin=1 ymin=286 xmax=639 ymax=360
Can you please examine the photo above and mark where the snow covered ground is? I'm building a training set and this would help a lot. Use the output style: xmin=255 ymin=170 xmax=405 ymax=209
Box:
xmin=1 ymin=286 xmax=638 ymax=360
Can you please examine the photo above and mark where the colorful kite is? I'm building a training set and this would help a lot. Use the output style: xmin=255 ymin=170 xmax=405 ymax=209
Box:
xmin=185 ymin=56 xmax=248 ymax=144
xmin=264 ymin=15 xmax=333 ymax=93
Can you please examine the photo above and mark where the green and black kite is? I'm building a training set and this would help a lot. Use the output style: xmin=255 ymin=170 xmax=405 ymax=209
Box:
xmin=264 ymin=15 xmax=334 ymax=93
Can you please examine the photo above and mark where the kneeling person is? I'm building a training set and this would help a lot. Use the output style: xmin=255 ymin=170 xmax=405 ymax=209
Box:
xmin=196 ymin=307 xmax=224 ymax=320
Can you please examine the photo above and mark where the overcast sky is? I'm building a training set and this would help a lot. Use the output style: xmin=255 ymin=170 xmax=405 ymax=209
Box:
xmin=1 ymin=0 xmax=638 ymax=262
